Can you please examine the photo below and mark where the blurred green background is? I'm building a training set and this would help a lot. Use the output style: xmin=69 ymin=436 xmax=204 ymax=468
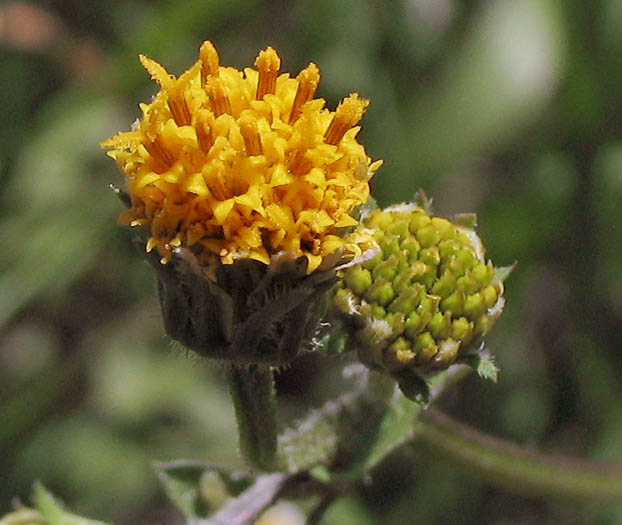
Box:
xmin=1 ymin=0 xmax=621 ymax=523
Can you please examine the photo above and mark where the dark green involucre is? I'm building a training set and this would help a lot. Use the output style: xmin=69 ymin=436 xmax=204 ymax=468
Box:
xmin=332 ymin=203 xmax=505 ymax=390
xmin=144 ymin=241 xmax=336 ymax=366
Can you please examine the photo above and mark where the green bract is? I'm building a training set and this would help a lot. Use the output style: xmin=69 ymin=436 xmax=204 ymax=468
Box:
xmin=141 ymin=238 xmax=336 ymax=366
xmin=333 ymin=202 xmax=505 ymax=392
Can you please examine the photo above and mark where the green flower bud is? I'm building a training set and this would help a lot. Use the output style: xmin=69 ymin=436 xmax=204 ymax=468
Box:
xmin=344 ymin=267 xmax=373 ymax=296
xmin=365 ymin=278 xmax=395 ymax=306
xmin=333 ymin=201 xmax=507 ymax=393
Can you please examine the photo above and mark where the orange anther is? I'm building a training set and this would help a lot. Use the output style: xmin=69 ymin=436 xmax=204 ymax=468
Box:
xmin=205 ymin=76 xmax=231 ymax=116
xmin=168 ymin=84 xmax=192 ymax=126
xmin=324 ymin=94 xmax=369 ymax=145
xmin=239 ymin=113 xmax=263 ymax=156
xmin=143 ymin=136 xmax=175 ymax=173
xmin=288 ymin=63 xmax=320 ymax=124
xmin=199 ymin=40 xmax=220 ymax=85
xmin=195 ymin=110 xmax=216 ymax=153
xmin=255 ymin=46 xmax=281 ymax=99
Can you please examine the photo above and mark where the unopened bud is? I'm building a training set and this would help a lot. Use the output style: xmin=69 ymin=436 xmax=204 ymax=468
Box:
xmin=332 ymin=200 xmax=508 ymax=398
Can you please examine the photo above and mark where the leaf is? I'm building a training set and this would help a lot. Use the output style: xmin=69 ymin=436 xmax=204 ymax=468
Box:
xmin=336 ymin=370 xmax=470 ymax=480
xmin=452 ymin=213 xmax=478 ymax=229
xmin=200 ymin=473 xmax=289 ymax=525
xmin=353 ymin=196 xmax=378 ymax=221
xmin=461 ymin=350 xmax=499 ymax=383
xmin=352 ymin=396 xmax=421 ymax=475
xmin=153 ymin=460 xmax=252 ymax=522
xmin=303 ymin=389 xmax=425 ymax=485
xmin=0 ymin=98 xmax=123 ymax=327
xmin=304 ymin=374 xmax=426 ymax=483
xmin=30 ymin=482 xmax=111 ymax=525
xmin=397 ymin=374 xmax=430 ymax=406
xmin=494 ymin=263 xmax=517 ymax=283
xmin=0 ymin=508 xmax=47 ymax=525
xmin=282 ymin=368 xmax=469 ymax=483
xmin=317 ymin=328 xmax=349 ymax=356
xmin=413 ymin=189 xmax=434 ymax=214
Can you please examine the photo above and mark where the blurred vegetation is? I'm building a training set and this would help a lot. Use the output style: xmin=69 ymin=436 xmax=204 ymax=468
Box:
xmin=0 ymin=0 xmax=620 ymax=523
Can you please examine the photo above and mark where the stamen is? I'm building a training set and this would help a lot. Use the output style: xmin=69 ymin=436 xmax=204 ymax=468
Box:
xmin=167 ymin=83 xmax=192 ymax=126
xmin=195 ymin=110 xmax=216 ymax=153
xmin=205 ymin=77 xmax=231 ymax=116
xmin=239 ymin=113 xmax=263 ymax=156
xmin=287 ymin=150 xmax=311 ymax=176
xmin=288 ymin=63 xmax=320 ymax=124
xmin=255 ymin=46 xmax=281 ymax=100
xmin=324 ymin=94 xmax=369 ymax=145
xmin=199 ymin=40 xmax=219 ymax=86
xmin=143 ymin=136 xmax=175 ymax=173
xmin=210 ymin=172 xmax=228 ymax=201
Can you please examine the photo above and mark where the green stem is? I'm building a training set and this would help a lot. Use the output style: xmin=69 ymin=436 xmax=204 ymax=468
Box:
xmin=227 ymin=365 xmax=279 ymax=472
xmin=415 ymin=408 xmax=622 ymax=500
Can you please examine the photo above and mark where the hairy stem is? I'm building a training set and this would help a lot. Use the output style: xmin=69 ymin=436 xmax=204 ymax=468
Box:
xmin=415 ymin=407 xmax=622 ymax=500
xmin=227 ymin=365 xmax=280 ymax=472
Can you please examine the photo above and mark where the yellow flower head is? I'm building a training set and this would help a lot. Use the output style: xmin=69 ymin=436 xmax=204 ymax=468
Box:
xmin=102 ymin=41 xmax=382 ymax=273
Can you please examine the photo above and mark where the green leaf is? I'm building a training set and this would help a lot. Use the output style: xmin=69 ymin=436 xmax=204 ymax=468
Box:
xmin=201 ymin=473 xmax=289 ymax=525
xmin=460 ymin=350 xmax=499 ymax=383
xmin=413 ymin=189 xmax=434 ymax=214
xmin=392 ymin=369 xmax=430 ymax=405
xmin=153 ymin=460 xmax=252 ymax=521
xmin=317 ymin=327 xmax=349 ymax=356
xmin=353 ymin=196 xmax=379 ymax=221
xmin=30 ymin=482 xmax=110 ymax=525
xmin=323 ymin=391 xmax=424 ymax=483
xmin=452 ymin=213 xmax=478 ymax=229
xmin=282 ymin=367 xmax=470 ymax=483
xmin=337 ymin=370 xmax=470 ymax=480
xmin=493 ymin=263 xmax=517 ymax=283
xmin=0 ymin=508 xmax=47 ymax=525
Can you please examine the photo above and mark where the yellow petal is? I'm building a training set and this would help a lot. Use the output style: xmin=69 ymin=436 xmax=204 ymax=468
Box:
xmin=305 ymin=254 xmax=323 ymax=273
xmin=304 ymin=167 xmax=326 ymax=188
xmin=235 ymin=184 xmax=264 ymax=215
xmin=136 ymin=172 xmax=161 ymax=188
xmin=269 ymin=164 xmax=293 ymax=187
xmin=183 ymin=172 xmax=208 ymax=196
xmin=321 ymin=235 xmax=344 ymax=255
xmin=266 ymin=203 xmax=294 ymax=231
xmin=139 ymin=54 xmax=173 ymax=88
xmin=100 ymin=131 xmax=143 ymax=149
xmin=146 ymin=237 xmax=159 ymax=252
xmin=248 ymin=248 xmax=271 ymax=265
xmin=212 ymin=198 xmax=235 ymax=224
xmin=334 ymin=214 xmax=359 ymax=228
